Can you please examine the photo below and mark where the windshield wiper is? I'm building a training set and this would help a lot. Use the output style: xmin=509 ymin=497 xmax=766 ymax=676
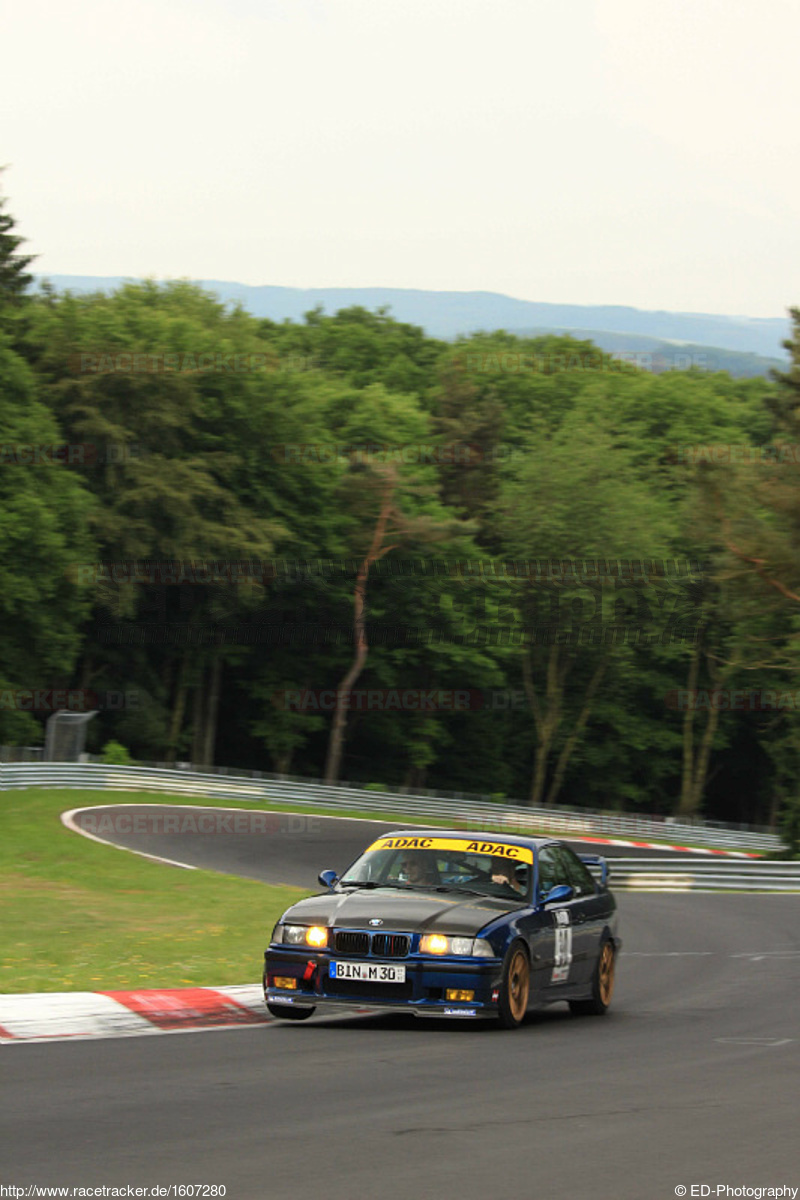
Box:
xmin=378 ymin=883 xmax=486 ymax=895
xmin=339 ymin=881 xmax=426 ymax=891
xmin=380 ymin=882 xmax=427 ymax=891
xmin=433 ymin=884 xmax=486 ymax=897
xmin=338 ymin=881 xmax=425 ymax=890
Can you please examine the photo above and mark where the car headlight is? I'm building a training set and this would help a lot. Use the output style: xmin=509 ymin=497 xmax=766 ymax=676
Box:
xmin=419 ymin=934 xmax=495 ymax=957
xmin=274 ymin=923 xmax=329 ymax=948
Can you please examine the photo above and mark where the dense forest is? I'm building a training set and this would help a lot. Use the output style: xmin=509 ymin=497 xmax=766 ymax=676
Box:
xmin=3 ymin=189 xmax=800 ymax=827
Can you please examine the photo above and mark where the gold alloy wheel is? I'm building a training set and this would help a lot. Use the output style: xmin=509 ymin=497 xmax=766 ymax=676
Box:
xmin=507 ymin=947 xmax=530 ymax=1023
xmin=597 ymin=941 xmax=615 ymax=1007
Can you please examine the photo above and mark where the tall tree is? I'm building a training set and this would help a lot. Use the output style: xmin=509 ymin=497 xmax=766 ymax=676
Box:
xmin=707 ymin=309 xmax=800 ymax=603
xmin=319 ymin=381 xmax=477 ymax=782
xmin=0 ymin=173 xmax=34 ymax=310
xmin=30 ymin=282 xmax=288 ymax=764
xmin=498 ymin=400 xmax=676 ymax=806
xmin=0 ymin=333 xmax=96 ymax=745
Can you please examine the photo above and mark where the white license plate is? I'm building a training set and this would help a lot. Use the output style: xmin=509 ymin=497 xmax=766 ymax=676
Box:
xmin=330 ymin=961 xmax=406 ymax=983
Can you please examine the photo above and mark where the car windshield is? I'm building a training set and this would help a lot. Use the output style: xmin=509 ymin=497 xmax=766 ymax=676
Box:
xmin=339 ymin=837 xmax=532 ymax=901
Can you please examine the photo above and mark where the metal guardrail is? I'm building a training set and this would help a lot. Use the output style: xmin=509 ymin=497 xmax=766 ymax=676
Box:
xmin=0 ymin=761 xmax=782 ymax=854
xmin=604 ymin=857 xmax=800 ymax=892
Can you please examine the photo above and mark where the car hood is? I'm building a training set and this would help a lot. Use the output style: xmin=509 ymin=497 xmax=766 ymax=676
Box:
xmin=279 ymin=887 xmax=525 ymax=937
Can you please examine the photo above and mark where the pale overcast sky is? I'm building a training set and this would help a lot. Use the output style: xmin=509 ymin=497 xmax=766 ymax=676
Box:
xmin=2 ymin=0 xmax=798 ymax=316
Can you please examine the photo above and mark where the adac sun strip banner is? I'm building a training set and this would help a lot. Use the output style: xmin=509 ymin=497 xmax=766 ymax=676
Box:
xmin=366 ymin=835 xmax=534 ymax=865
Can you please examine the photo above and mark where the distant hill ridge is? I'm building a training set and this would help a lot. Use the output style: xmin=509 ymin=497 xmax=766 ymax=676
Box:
xmin=35 ymin=276 xmax=791 ymax=375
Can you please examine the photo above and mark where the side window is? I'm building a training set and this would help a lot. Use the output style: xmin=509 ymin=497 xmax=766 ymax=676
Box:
xmin=556 ymin=846 xmax=597 ymax=897
xmin=537 ymin=846 xmax=568 ymax=897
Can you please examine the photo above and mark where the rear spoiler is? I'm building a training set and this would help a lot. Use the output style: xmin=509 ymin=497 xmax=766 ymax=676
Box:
xmin=578 ymin=854 xmax=609 ymax=887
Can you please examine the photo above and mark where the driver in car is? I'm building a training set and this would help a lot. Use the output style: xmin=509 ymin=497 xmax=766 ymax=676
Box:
xmin=491 ymin=856 xmax=526 ymax=894
xmin=400 ymin=851 xmax=438 ymax=886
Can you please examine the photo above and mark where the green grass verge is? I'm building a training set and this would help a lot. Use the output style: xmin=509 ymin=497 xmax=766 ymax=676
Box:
xmin=0 ymin=789 xmax=310 ymax=994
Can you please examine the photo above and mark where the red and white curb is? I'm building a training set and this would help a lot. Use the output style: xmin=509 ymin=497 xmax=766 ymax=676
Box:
xmin=568 ymin=834 xmax=760 ymax=858
xmin=0 ymin=985 xmax=375 ymax=1044
xmin=488 ymin=812 xmax=762 ymax=857
xmin=0 ymin=984 xmax=273 ymax=1044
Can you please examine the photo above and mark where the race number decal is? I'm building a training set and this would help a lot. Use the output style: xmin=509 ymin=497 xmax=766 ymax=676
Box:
xmin=551 ymin=909 xmax=573 ymax=984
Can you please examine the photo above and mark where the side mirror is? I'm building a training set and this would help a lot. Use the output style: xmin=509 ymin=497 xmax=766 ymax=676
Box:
xmin=542 ymin=883 xmax=573 ymax=905
xmin=318 ymin=869 xmax=338 ymax=890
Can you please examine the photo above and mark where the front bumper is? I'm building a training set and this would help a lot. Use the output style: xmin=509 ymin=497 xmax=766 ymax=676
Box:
xmin=264 ymin=946 xmax=503 ymax=1019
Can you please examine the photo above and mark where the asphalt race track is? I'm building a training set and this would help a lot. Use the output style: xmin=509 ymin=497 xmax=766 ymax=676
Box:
xmin=4 ymin=807 xmax=799 ymax=1199
xmin=63 ymin=803 xmax=686 ymax=886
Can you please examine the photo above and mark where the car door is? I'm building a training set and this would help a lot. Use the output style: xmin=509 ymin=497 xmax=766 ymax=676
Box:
xmin=532 ymin=845 xmax=576 ymax=993
xmin=552 ymin=845 xmax=601 ymax=987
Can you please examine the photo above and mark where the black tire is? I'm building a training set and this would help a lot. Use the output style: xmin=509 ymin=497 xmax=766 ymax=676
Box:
xmin=266 ymin=1001 xmax=316 ymax=1021
xmin=497 ymin=941 xmax=530 ymax=1029
xmin=569 ymin=938 xmax=615 ymax=1017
